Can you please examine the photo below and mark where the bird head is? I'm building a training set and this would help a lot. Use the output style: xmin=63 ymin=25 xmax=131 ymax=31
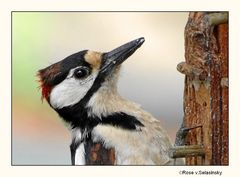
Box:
xmin=37 ymin=37 xmax=145 ymax=111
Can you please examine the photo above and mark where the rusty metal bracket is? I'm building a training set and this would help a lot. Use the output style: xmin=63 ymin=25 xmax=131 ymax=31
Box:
xmin=173 ymin=124 xmax=204 ymax=159
xmin=175 ymin=124 xmax=202 ymax=146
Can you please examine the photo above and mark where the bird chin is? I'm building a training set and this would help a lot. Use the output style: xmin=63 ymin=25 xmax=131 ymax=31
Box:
xmin=108 ymin=65 xmax=121 ymax=77
xmin=103 ymin=65 xmax=121 ymax=87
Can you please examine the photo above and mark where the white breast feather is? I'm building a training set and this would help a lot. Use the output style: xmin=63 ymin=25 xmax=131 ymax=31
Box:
xmin=75 ymin=143 xmax=85 ymax=165
xmin=71 ymin=128 xmax=86 ymax=165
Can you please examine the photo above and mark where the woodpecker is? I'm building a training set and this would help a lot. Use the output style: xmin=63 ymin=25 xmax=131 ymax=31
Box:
xmin=38 ymin=37 xmax=182 ymax=165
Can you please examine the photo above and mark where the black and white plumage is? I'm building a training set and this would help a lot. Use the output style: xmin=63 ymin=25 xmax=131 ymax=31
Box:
xmin=38 ymin=37 xmax=182 ymax=165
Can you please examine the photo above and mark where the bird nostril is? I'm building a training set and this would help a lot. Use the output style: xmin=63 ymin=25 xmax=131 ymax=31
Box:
xmin=111 ymin=60 xmax=116 ymax=64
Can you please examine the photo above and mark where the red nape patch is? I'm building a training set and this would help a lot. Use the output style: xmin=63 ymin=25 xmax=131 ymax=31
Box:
xmin=41 ymin=84 xmax=52 ymax=101
xmin=37 ymin=72 xmax=52 ymax=101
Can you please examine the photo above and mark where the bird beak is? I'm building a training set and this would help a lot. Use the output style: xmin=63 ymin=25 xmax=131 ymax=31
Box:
xmin=100 ymin=37 xmax=145 ymax=74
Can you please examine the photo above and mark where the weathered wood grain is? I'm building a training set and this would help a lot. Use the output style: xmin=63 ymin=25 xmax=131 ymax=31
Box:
xmin=178 ymin=12 xmax=228 ymax=165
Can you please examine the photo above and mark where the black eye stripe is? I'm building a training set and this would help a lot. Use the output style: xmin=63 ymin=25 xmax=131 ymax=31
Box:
xmin=39 ymin=50 xmax=91 ymax=86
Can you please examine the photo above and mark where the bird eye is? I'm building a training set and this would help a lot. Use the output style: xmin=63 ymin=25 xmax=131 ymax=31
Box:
xmin=73 ymin=67 xmax=89 ymax=79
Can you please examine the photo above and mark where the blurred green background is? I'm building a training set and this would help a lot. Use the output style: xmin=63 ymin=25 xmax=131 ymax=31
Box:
xmin=12 ymin=12 xmax=188 ymax=165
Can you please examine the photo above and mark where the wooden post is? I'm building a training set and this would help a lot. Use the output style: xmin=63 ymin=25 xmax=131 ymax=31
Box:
xmin=177 ymin=12 xmax=228 ymax=165
xmin=84 ymin=140 xmax=115 ymax=165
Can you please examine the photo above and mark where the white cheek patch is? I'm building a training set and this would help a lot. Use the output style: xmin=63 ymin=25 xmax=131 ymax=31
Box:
xmin=50 ymin=68 xmax=98 ymax=109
